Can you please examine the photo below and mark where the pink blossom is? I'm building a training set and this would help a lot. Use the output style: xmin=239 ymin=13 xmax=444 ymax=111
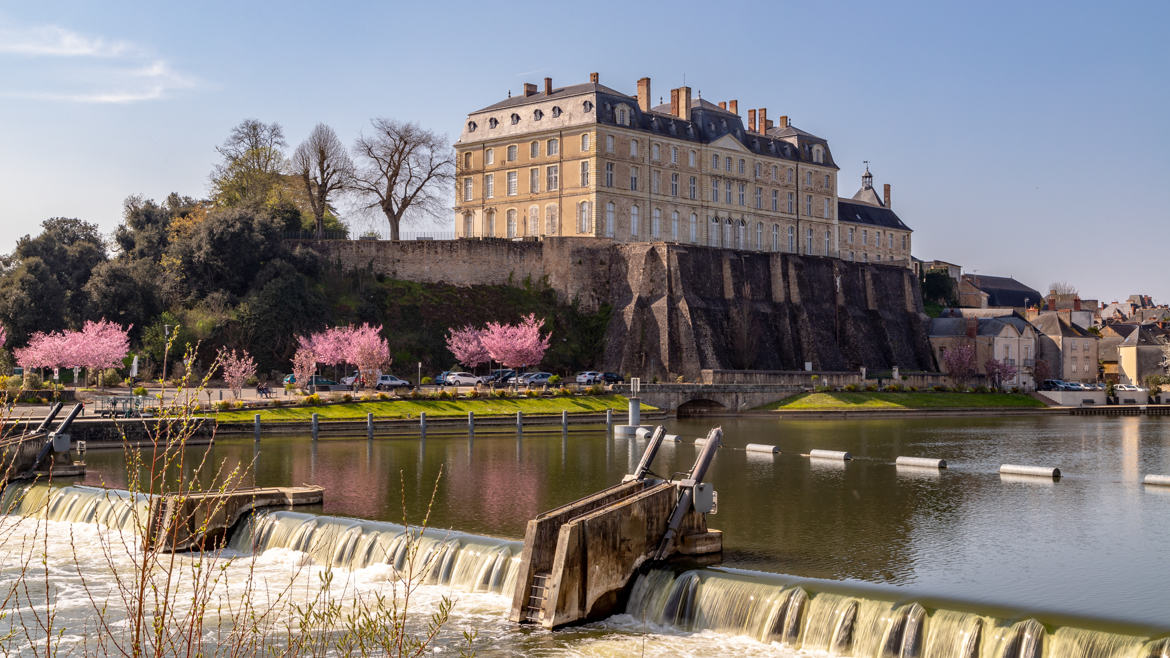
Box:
xmin=346 ymin=323 xmax=390 ymax=387
xmin=292 ymin=347 xmax=316 ymax=390
xmin=0 ymin=326 xmax=6 ymax=349
xmin=446 ymin=325 xmax=489 ymax=369
xmin=480 ymin=314 xmax=551 ymax=369
xmin=219 ymin=347 xmax=257 ymax=399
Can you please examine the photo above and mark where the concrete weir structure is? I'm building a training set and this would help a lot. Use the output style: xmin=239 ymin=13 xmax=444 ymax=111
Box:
xmin=509 ymin=426 xmax=723 ymax=629
xmin=301 ymin=238 xmax=934 ymax=381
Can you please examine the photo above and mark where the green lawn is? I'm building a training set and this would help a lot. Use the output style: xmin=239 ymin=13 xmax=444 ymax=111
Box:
xmin=761 ymin=391 xmax=1046 ymax=411
xmin=212 ymin=394 xmax=647 ymax=422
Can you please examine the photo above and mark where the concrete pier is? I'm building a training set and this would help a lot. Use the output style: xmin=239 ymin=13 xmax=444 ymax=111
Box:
xmin=146 ymin=485 xmax=324 ymax=552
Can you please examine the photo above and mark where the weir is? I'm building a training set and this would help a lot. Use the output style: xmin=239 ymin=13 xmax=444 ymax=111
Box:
xmin=0 ymin=403 xmax=86 ymax=487
xmin=509 ymin=425 xmax=724 ymax=629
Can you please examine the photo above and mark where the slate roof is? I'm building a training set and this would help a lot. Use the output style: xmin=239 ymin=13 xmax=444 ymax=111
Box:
xmin=1031 ymin=313 xmax=1092 ymax=339
xmin=928 ymin=317 xmax=967 ymax=337
xmin=962 ymin=275 xmax=1042 ymax=308
xmin=1122 ymin=326 xmax=1165 ymax=346
xmin=838 ymin=198 xmax=911 ymax=231
xmin=474 ymin=82 xmax=627 ymax=112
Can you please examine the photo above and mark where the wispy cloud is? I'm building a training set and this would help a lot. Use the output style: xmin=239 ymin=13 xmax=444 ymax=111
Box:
xmin=0 ymin=21 xmax=196 ymax=103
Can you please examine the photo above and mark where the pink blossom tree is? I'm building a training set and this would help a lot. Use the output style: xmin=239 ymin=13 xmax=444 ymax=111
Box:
xmin=219 ymin=347 xmax=257 ymax=399
xmin=984 ymin=358 xmax=1018 ymax=391
xmin=942 ymin=342 xmax=977 ymax=390
xmin=292 ymin=347 xmax=317 ymax=392
xmin=76 ymin=320 xmax=131 ymax=385
xmin=346 ymin=323 xmax=390 ymax=389
xmin=446 ymin=325 xmax=489 ymax=371
xmin=0 ymin=325 xmax=6 ymax=349
xmin=481 ymin=314 xmax=551 ymax=372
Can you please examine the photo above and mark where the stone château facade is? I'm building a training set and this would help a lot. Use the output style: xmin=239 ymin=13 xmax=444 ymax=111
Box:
xmin=453 ymin=74 xmax=912 ymax=266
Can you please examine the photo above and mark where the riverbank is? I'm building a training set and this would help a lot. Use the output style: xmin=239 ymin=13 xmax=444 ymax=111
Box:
xmin=746 ymin=391 xmax=1052 ymax=418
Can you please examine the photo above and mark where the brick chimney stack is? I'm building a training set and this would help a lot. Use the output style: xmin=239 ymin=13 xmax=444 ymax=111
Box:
xmin=966 ymin=317 xmax=978 ymax=339
xmin=779 ymin=115 xmax=789 ymax=128
xmin=669 ymin=88 xmax=679 ymax=117
xmin=523 ymin=83 xmax=537 ymax=97
xmin=759 ymin=108 xmax=767 ymax=133
xmin=679 ymin=86 xmax=692 ymax=121
xmin=637 ymin=77 xmax=651 ymax=112
xmin=544 ymin=77 xmax=553 ymax=95
xmin=718 ymin=101 xmax=726 ymax=110
xmin=883 ymin=183 xmax=892 ymax=208
xmin=748 ymin=109 xmax=757 ymax=133
xmin=589 ymin=72 xmax=599 ymax=83
xmin=729 ymin=99 xmax=738 ymax=115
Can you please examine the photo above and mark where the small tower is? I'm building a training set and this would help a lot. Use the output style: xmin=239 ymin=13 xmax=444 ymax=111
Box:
xmin=861 ymin=161 xmax=873 ymax=190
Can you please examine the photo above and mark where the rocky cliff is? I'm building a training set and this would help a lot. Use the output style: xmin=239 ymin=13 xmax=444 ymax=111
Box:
xmin=306 ymin=238 xmax=934 ymax=379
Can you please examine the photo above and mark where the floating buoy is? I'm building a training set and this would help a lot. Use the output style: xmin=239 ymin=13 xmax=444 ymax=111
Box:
xmin=1143 ymin=474 xmax=1170 ymax=487
xmin=809 ymin=449 xmax=851 ymax=461
xmin=635 ymin=427 xmax=652 ymax=440
xmin=896 ymin=456 xmax=947 ymax=469
xmin=663 ymin=434 xmax=682 ymax=442
xmin=999 ymin=464 xmax=1060 ymax=479
xmin=745 ymin=443 xmax=780 ymax=454
xmin=695 ymin=438 xmax=709 ymax=447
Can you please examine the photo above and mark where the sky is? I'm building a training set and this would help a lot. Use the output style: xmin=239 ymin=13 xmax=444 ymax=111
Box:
xmin=1 ymin=1 xmax=1167 ymax=304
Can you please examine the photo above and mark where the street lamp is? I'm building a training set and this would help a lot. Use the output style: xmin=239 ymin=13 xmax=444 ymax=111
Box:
xmin=417 ymin=362 xmax=422 ymax=390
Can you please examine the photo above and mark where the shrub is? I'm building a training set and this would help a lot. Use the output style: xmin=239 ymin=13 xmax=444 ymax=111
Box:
xmin=885 ymin=384 xmax=902 ymax=393
xmin=271 ymin=399 xmax=283 ymax=407
xmin=843 ymin=384 xmax=859 ymax=392
xmin=132 ymin=386 xmax=148 ymax=397
xmin=464 ymin=389 xmax=480 ymax=399
xmin=214 ymin=400 xmax=232 ymax=411
xmin=303 ymin=393 xmax=322 ymax=406
xmin=421 ymin=376 xmax=434 ymax=385
xmin=526 ymin=389 xmax=540 ymax=398
xmin=1011 ymin=386 xmax=1022 ymax=394
xmin=586 ymin=384 xmax=604 ymax=396
xmin=377 ymin=392 xmax=390 ymax=401
xmin=864 ymin=384 xmax=878 ymax=392
xmin=233 ymin=400 xmax=245 ymax=409
xmin=973 ymin=385 xmax=990 ymax=394
xmin=493 ymin=389 xmax=510 ymax=399
xmin=22 ymin=372 xmax=42 ymax=390
xmin=908 ymin=385 xmax=919 ymax=392
xmin=341 ymin=394 xmax=354 ymax=403
xmin=285 ymin=382 xmax=296 ymax=392
xmin=408 ymin=389 xmax=422 ymax=400
xmin=548 ymin=375 xmax=562 ymax=386
xmin=933 ymin=385 xmax=950 ymax=392
xmin=557 ymin=387 xmax=572 ymax=397
xmin=675 ymin=375 xmax=684 ymax=383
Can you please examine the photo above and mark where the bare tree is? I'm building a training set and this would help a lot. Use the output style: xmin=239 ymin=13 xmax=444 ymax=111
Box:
xmin=292 ymin=123 xmax=354 ymax=239
xmin=211 ymin=119 xmax=287 ymax=208
xmin=349 ymin=119 xmax=454 ymax=240
xmin=1049 ymin=281 xmax=1078 ymax=296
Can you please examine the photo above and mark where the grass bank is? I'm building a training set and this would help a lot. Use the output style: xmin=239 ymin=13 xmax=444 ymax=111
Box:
xmin=211 ymin=394 xmax=647 ymax=423
xmin=761 ymin=391 xmax=1046 ymax=411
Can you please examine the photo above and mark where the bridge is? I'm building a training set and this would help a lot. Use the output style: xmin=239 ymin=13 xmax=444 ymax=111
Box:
xmin=614 ymin=383 xmax=804 ymax=414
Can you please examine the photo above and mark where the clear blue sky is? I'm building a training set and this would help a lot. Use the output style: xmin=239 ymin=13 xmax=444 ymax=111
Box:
xmin=2 ymin=1 xmax=1167 ymax=304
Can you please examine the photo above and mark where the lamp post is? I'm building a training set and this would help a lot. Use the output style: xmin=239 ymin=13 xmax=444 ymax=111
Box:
xmin=161 ymin=324 xmax=173 ymax=400
xmin=417 ymin=361 xmax=422 ymax=390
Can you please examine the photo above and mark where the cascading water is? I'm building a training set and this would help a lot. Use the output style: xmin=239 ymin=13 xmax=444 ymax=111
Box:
xmin=1 ymin=482 xmax=151 ymax=532
xmin=625 ymin=567 xmax=1170 ymax=658
xmin=233 ymin=510 xmax=522 ymax=596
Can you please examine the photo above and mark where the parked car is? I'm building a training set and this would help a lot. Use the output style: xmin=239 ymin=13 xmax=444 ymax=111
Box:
xmin=434 ymin=371 xmax=451 ymax=386
xmin=602 ymin=372 xmax=624 ymax=384
xmin=341 ymin=370 xmax=382 ymax=387
xmin=282 ymin=374 xmax=339 ymax=389
xmin=576 ymin=371 xmax=602 ymax=385
xmin=446 ymin=372 xmax=484 ymax=386
xmin=1115 ymin=383 xmax=1142 ymax=392
xmin=1039 ymin=379 xmax=1072 ymax=391
xmin=374 ymin=374 xmax=411 ymax=390
xmin=525 ymin=372 xmax=554 ymax=386
xmin=486 ymin=369 xmax=515 ymax=384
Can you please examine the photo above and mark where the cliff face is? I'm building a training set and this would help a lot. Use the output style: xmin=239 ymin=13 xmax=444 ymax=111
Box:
xmin=306 ymin=238 xmax=934 ymax=379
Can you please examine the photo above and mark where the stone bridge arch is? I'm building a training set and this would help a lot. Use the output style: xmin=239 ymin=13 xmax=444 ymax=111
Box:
xmin=618 ymin=384 xmax=804 ymax=414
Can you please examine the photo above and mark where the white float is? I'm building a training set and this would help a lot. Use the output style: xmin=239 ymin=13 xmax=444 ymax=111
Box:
xmin=896 ymin=456 xmax=947 ymax=469
xmin=809 ymin=449 xmax=851 ymax=461
xmin=1143 ymin=474 xmax=1170 ymax=487
xmin=745 ymin=443 xmax=780 ymax=454
xmin=999 ymin=464 xmax=1061 ymax=479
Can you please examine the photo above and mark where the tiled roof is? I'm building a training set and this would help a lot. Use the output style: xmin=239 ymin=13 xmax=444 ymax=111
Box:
xmin=962 ymin=274 xmax=1041 ymax=308
xmin=838 ymin=199 xmax=911 ymax=231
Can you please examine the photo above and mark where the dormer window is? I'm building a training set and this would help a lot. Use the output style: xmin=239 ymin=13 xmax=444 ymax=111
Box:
xmin=616 ymin=105 xmax=630 ymax=126
xmin=510 ymin=113 xmax=521 ymax=125
xmin=467 ymin=121 xmax=477 ymax=132
xmin=488 ymin=118 xmax=499 ymax=129
xmin=533 ymin=109 xmax=543 ymax=121
xmin=552 ymin=106 xmax=562 ymax=117
xmin=812 ymin=145 xmax=825 ymax=164
xmin=582 ymin=100 xmax=593 ymax=112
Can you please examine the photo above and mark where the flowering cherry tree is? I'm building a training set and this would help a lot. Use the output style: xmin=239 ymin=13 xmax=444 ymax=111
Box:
xmin=292 ymin=347 xmax=317 ymax=392
xmin=480 ymin=314 xmax=551 ymax=370
xmin=446 ymin=325 xmax=490 ymax=370
xmin=942 ymin=343 xmax=977 ymax=390
xmin=346 ymin=323 xmax=390 ymax=388
xmin=219 ymin=347 xmax=257 ymax=399
xmin=14 ymin=320 xmax=130 ymax=385
xmin=984 ymin=358 xmax=1018 ymax=391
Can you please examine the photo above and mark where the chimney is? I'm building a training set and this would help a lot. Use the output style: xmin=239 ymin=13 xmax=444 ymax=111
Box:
xmin=883 ymin=183 xmax=892 ymax=208
xmin=729 ymin=99 xmax=738 ymax=115
xmin=670 ymin=88 xmax=680 ymax=117
xmin=759 ymin=108 xmax=767 ymax=133
xmin=966 ymin=317 xmax=978 ymax=339
xmin=718 ymin=101 xmax=726 ymax=110
xmin=779 ymin=115 xmax=789 ymax=128
xmin=544 ymin=77 xmax=552 ymax=95
xmin=589 ymin=72 xmax=599 ymax=84
xmin=765 ymin=119 xmax=774 ymax=130
xmin=679 ymin=86 xmax=691 ymax=121
xmin=523 ymin=82 xmax=537 ymax=97
xmin=637 ymin=77 xmax=651 ymax=112
xmin=748 ymin=109 xmax=757 ymax=133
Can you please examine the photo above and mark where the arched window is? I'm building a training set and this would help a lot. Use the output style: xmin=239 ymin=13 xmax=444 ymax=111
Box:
xmin=510 ymin=113 xmax=520 ymax=125
xmin=689 ymin=213 xmax=697 ymax=243
xmin=787 ymin=226 xmax=795 ymax=252
xmin=812 ymin=145 xmax=824 ymax=164
xmin=546 ymin=204 xmax=558 ymax=235
xmin=825 ymin=230 xmax=831 ymax=256
xmin=671 ymin=211 xmax=679 ymax=241
xmin=529 ymin=206 xmax=540 ymax=236
xmin=506 ymin=209 xmax=517 ymax=238
xmin=723 ymin=219 xmax=733 ymax=247
xmin=772 ymin=224 xmax=779 ymax=252
xmin=578 ymin=201 xmax=592 ymax=234
xmin=463 ymin=212 xmax=475 ymax=238
xmin=652 ymin=208 xmax=661 ymax=238
xmin=806 ymin=227 xmax=813 ymax=254
xmin=736 ymin=220 xmax=746 ymax=249
xmin=710 ymin=217 xmax=720 ymax=247
xmin=605 ymin=202 xmax=615 ymax=237
xmin=630 ymin=205 xmax=640 ymax=237
xmin=756 ymin=222 xmax=763 ymax=250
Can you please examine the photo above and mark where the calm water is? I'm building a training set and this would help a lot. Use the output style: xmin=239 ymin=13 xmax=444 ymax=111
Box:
xmin=79 ymin=414 xmax=1170 ymax=630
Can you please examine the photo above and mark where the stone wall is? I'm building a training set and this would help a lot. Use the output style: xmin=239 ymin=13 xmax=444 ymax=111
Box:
xmin=303 ymin=238 xmax=935 ymax=380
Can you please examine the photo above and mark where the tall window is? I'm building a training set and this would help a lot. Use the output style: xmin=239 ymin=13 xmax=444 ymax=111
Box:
xmin=546 ymin=204 xmax=558 ymax=235
xmin=671 ymin=211 xmax=679 ymax=241
xmin=630 ymin=140 xmax=638 ymax=157
xmin=824 ymin=230 xmax=831 ymax=255
xmin=688 ymin=150 xmax=696 ymax=167
xmin=689 ymin=213 xmax=697 ymax=243
xmin=725 ymin=156 xmax=732 ymax=172
xmin=630 ymin=166 xmax=639 ymax=191
xmin=771 ymin=189 xmax=778 ymax=211
xmin=725 ymin=181 xmax=732 ymax=204
xmin=652 ymin=208 xmax=661 ymax=238
xmin=484 ymin=209 xmax=495 ymax=236
xmin=462 ymin=177 xmax=473 ymax=201
xmin=711 ymin=179 xmax=719 ymax=202
xmin=506 ymin=209 xmax=517 ymax=238
xmin=581 ymin=134 xmax=590 ymax=151
xmin=463 ymin=213 xmax=474 ymax=237
xmin=689 ymin=176 xmax=697 ymax=200
xmin=736 ymin=220 xmax=745 ymax=249
xmin=889 ymin=233 xmax=894 ymax=249
xmin=651 ymin=170 xmax=660 ymax=194
xmin=738 ymin=183 xmax=746 ymax=206
xmin=711 ymin=153 xmax=719 ymax=169
xmin=805 ymin=171 xmax=812 ymax=186
xmin=485 ymin=148 xmax=494 ymax=165
xmin=530 ymin=141 xmax=539 ymax=158
xmin=578 ymin=201 xmax=591 ymax=234
xmin=738 ymin=158 xmax=745 ymax=174
xmin=724 ymin=219 xmax=733 ymax=247
xmin=605 ymin=202 xmax=615 ymax=237
xmin=651 ymin=143 xmax=660 ymax=161
xmin=670 ymin=172 xmax=679 ymax=197
xmin=787 ymin=226 xmax=795 ymax=252
xmin=771 ymin=165 xmax=777 ymax=181
xmin=863 ymin=229 xmax=868 ymax=245
xmin=507 ymin=171 xmax=518 ymax=196
xmin=547 ymin=165 xmax=559 ymax=190
xmin=805 ymin=227 xmax=813 ymax=254
xmin=772 ymin=224 xmax=779 ymax=251
xmin=786 ymin=168 xmax=793 ymax=183
xmin=485 ymin=173 xmax=494 ymax=198
xmin=754 ymin=162 xmax=762 ymax=178
xmin=823 ymin=198 xmax=830 ymax=218
xmin=823 ymin=174 xmax=831 ymax=189
xmin=787 ymin=191 xmax=794 ymax=213
xmin=530 ymin=168 xmax=539 ymax=193
xmin=902 ymin=234 xmax=908 ymax=250
xmin=755 ymin=186 xmax=763 ymax=209
xmin=529 ymin=206 xmax=539 ymax=235
xmin=463 ymin=152 xmax=472 ymax=169
xmin=805 ymin=194 xmax=813 ymax=215
xmin=606 ymin=134 xmax=614 ymax=152
xmin=507 ymin=145 xmax=517 ymax=162
xmin=709 ymin=217 xmax=719 ymax=247
xmin=547 ymin=139 xmax=559 ymax=155
xmin=756 ymin=222 xmax=763 ymax=249
xmin=670 ymin=146 xmax=678 ymax=164
xmin=605 ymin=162 xmax=614 ymax=187
xmin=630 ymin=205 xmax=640 ymax=237
xmin=580 ymin=161 xmax=590 ymax=187
xmin=848 ymin=227 xmax=854 ymax=244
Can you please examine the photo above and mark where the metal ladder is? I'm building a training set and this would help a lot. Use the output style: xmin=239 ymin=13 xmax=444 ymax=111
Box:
xmin=522 ymin=572 xmax=551 ymax=622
